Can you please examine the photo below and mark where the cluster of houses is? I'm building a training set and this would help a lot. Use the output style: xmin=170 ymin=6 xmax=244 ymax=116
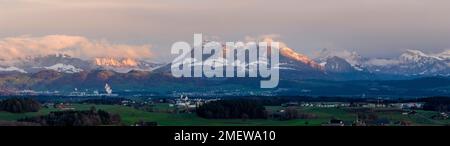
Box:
xmin=43 ymin=103 xmax=76 ymax=110
xmin=292 ymin=102 xmax=351 ymax=108
xmin=168 ymin=95 xmax=220 ymax=113
xmin=284 ymin=102 xmax=424 ymax=110
xmin=119 ymin=100 xmax=138 ymax=106
xmin=279 ymin=101 xmax=438 ymax=126
xmin=68 ymin=84 xmax=119 ymax=97
xmin=431 ymin=112 xmax=449 ymax=120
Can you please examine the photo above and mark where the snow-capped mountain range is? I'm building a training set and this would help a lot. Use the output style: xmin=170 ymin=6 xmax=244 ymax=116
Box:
xmin=0 ymin=66 xmax=27 ymax=73
xmin=317 ymin=49 xmax=450 ymax=76
xmin=43 ymin=63 xmax=83 ymax=74
xmin=94 ymin=57 xmax=162 ymax=73
xmin=0 ymin=49 xmax=449 ymax=78
xmin=0 ymin=54 xmax=162 ymax=74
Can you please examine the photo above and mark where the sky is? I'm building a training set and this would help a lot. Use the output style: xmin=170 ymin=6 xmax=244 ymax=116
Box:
xmin=1 ymin=0 xmax=450 ymax=62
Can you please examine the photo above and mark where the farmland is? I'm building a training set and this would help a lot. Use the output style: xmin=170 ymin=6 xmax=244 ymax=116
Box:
xmin=1 ymin=103 xmax=449 ymax=126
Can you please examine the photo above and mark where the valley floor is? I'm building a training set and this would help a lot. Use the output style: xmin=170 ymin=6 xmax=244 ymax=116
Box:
xmin=1 ymin=103 xmax=449 ymax=126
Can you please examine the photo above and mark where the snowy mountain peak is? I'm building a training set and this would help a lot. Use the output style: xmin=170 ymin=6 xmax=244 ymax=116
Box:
xmin=400 ymin=49 xmax=443 ymax=62
xmin=94 ymin=57 xmax=139 ymax=67
xmin=316 ymin=48 xmax=363 ymax=67
xmin=437 ymin=50 xmax=450 ymax=60
xmin=323 ymin=56 xmax=356 ymax=73
xmin=44 ymin=63 xmax=83 ymax=73
xmin=280 ymin=47 xmax=322 ymax=69
xmin=93 ymin=57 xmax=162 ymax=73
xmin=405 ymin=49 xmax=428 ymax=56
xmin=0 ymin=66 xmax=27 ymax=73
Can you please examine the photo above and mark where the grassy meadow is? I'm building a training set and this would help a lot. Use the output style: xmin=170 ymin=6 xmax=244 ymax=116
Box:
xmin=1 ymin=103 xmax=449 ymax=126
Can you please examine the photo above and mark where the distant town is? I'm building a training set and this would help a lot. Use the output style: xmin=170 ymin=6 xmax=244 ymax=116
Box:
xmin=1 ymin=90 xmax=449 ymax=126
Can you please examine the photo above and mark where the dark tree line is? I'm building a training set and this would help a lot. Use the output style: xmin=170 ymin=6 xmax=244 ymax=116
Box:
xmin=80 ymin=98 xmax=129 ymax=105
xmin=421 ymin=97 xmax=450 ymax=112
xmin=0 ymin=98 xmax=41 ymax=113
xmin=196 ymin=100 xmax=267 ymax=119
xmin=227 ymin=96 xmax=399 ymax=106
xmin=0 ymin=121 xmax=41 ymax=126
xmin=274 ymin=107 xmax=318 ymax=121
xmin=19 ymin=109 xmax=121 ymax=126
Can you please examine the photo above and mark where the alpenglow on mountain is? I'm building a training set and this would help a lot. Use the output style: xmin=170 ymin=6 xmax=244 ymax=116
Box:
xmin=0 ymin=54 xmax=162 ymax=74
xmin=0 ymin=47 xmax=449 ymax=97
xmin=0 ymin=47 xmax=449 ymax=77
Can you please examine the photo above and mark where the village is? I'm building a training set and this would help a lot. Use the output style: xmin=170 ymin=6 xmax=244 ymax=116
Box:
xmin=167 ymin=95 xmax=221 ymax=113
xmin=29 ymin=93 xmax=450 ymax=127
xmin=275 ymin=100 xmax=449 ymax=126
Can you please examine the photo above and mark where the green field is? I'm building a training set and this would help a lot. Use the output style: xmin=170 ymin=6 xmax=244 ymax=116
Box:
xmin=1 ymin=104 xmax=449 ymax=126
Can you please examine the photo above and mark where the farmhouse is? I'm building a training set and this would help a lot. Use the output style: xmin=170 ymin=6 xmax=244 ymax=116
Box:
xmin=322 ymin=119 xmax=345 ymax=126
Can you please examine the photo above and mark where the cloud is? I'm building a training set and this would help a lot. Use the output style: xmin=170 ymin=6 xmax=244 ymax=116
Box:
xmin=0 ymin=35 xmax=153 ymax=60
xmin=3 ymin=0 xmax=450 ymax=59
xmin=244 ymin=34 xmax=290 ymax=49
